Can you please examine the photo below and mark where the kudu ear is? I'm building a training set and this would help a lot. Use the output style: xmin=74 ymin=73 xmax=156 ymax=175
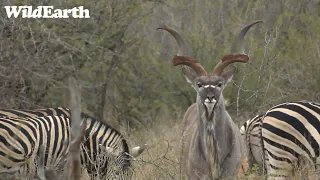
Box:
xmin=182 ymin=66 xmax=198 ymax=85
xmin=221 ymin=67 xmax=235 ymax=85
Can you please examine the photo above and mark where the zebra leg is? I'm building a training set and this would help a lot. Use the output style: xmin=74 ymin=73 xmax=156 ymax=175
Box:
xmin=317 ymin=161 xmax=320 ymax=180
xmin=26 ymin=157 xmax=37 ymax=180
xmin=295 ymin=156 xmax=317 ymax=180
xmin=264 ymin=149 xmax=293 ymax=180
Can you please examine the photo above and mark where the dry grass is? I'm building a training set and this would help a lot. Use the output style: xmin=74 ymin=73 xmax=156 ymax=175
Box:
xmin=127 ymin=119 xmax=181 ymax=180
xmin=1 ymin=117 xmax=318 ymax=180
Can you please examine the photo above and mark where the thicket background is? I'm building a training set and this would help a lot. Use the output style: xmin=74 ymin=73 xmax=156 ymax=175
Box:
xmin=0 ymin=0 xmax=319 ymax=179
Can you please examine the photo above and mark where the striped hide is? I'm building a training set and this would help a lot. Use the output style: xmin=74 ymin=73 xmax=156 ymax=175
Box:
xmin=0 ymin=107 xmax=131 ymax=178
xmin=262 ymin=101 xmax=320 ymax=179
xmin=0 ymin=115 xmax=70 ymax=177
xmin=240 ymin=114 xmax=264 ymax=171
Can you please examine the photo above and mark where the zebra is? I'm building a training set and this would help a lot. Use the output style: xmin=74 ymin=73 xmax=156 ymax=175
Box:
xmin=240 ymin=114 xmax=265 ymax=172
xmin=241 ymin=101 xmax=320 ymax=179
xmin=0 ymin=107 xmax=145 ymax=179
xmin=0 ymin=115 xmax=71 ymax=178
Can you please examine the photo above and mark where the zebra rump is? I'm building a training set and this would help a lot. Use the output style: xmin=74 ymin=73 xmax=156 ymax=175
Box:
xmin=240 ymin=114 xmax=264 ymax=171
xmin=262 ymin=101 xmax=320 ymax=179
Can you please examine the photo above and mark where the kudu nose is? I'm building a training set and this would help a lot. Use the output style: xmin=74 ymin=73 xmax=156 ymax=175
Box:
xmin=206 ymin=95 xmax=215 ymax=102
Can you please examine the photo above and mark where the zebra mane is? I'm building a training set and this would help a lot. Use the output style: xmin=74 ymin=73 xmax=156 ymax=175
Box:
xmin=80 ymin=112 xmax=123 ymax=136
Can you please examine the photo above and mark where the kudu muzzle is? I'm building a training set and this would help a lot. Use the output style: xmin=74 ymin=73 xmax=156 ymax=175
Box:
xmin=201 ymin=87 xmax=219 ymax=119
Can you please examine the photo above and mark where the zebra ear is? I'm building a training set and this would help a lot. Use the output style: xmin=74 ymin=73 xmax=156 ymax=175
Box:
xmin=131 ymin=143 xmax=148 ymax=157
xmin=240 ymin=125 xmax=246 ymax=135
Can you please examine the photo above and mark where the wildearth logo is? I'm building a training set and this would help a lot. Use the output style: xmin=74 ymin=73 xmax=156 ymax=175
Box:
xmin=4 ymin=6 xmax=90 ymax=18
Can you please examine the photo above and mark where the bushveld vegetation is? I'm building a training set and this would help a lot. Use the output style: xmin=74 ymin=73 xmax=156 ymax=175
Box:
xmin=0 ymin=0 xmax=319 ymax=179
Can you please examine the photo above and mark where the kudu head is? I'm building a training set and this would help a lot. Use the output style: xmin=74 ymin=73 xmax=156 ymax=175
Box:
xmin=158 ymin=21 xmax=262 ymax=118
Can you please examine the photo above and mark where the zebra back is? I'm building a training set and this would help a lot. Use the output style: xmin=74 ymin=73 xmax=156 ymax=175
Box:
xmin=0 ymin=107 xmax=71 ymax=119
xmin=262 ymin=101 xmax=320 ymax=178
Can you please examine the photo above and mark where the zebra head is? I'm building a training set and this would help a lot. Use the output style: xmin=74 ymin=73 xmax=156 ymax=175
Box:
xmin=98 ymin=143 xmax=147 ymax=179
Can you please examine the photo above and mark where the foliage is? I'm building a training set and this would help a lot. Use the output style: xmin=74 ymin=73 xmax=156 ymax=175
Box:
xmin=0 ymin=0 xmax=319 ymax=133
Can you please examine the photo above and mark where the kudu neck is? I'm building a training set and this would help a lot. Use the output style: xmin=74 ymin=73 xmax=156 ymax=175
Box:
xmin=196 ymin=94 xmax=227 ymax=126
xmin=196 ymin=94 xmax=230 ymax=178
xmin=196 ymin=94 xmax=231 ymax=178
xmin=196 ymin=94 xmax=229 ymax=146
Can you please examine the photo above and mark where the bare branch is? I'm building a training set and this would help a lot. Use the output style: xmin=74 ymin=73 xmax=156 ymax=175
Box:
xmin=63 ymin=76 xmax=86 ymax=180
xmin=36 ymin=145 xmax=47 ymax=180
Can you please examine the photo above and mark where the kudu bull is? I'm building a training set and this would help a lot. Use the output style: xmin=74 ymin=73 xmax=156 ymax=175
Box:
xmin=158 ymin=20 xmax=262 ymax=180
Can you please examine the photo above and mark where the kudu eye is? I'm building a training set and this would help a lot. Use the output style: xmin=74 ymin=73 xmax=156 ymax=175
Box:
xmin=217 ymin=82 xmax=222 ymax=87
xmin=197 ymin=83 xmax=202 ymax=88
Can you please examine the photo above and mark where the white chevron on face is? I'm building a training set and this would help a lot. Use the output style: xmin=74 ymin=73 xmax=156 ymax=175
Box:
xmin=203 ymin=85 xmax=216 ymax=88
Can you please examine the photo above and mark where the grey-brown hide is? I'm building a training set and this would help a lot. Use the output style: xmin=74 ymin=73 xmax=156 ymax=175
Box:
xmin=181 ymin=68 xmax=243 ymax=180
xmin=158 ymin=20 xmax=262 ymax=180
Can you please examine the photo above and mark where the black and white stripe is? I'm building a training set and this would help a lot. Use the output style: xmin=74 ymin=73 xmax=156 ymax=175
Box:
xmin=240 ymin=114 xmax=264 ymax=171
xmin=262 ymin=101 xmax=320 ymax=178
xmin=0 ymin=107 xmax=71 ymax=119
xmin=81 ymin=114 xmax=130 ymax=178
xmin=0 ymin=115 xmax=70 ymax=175
xmin=0 ymin=107 xmax=131 ymax=178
